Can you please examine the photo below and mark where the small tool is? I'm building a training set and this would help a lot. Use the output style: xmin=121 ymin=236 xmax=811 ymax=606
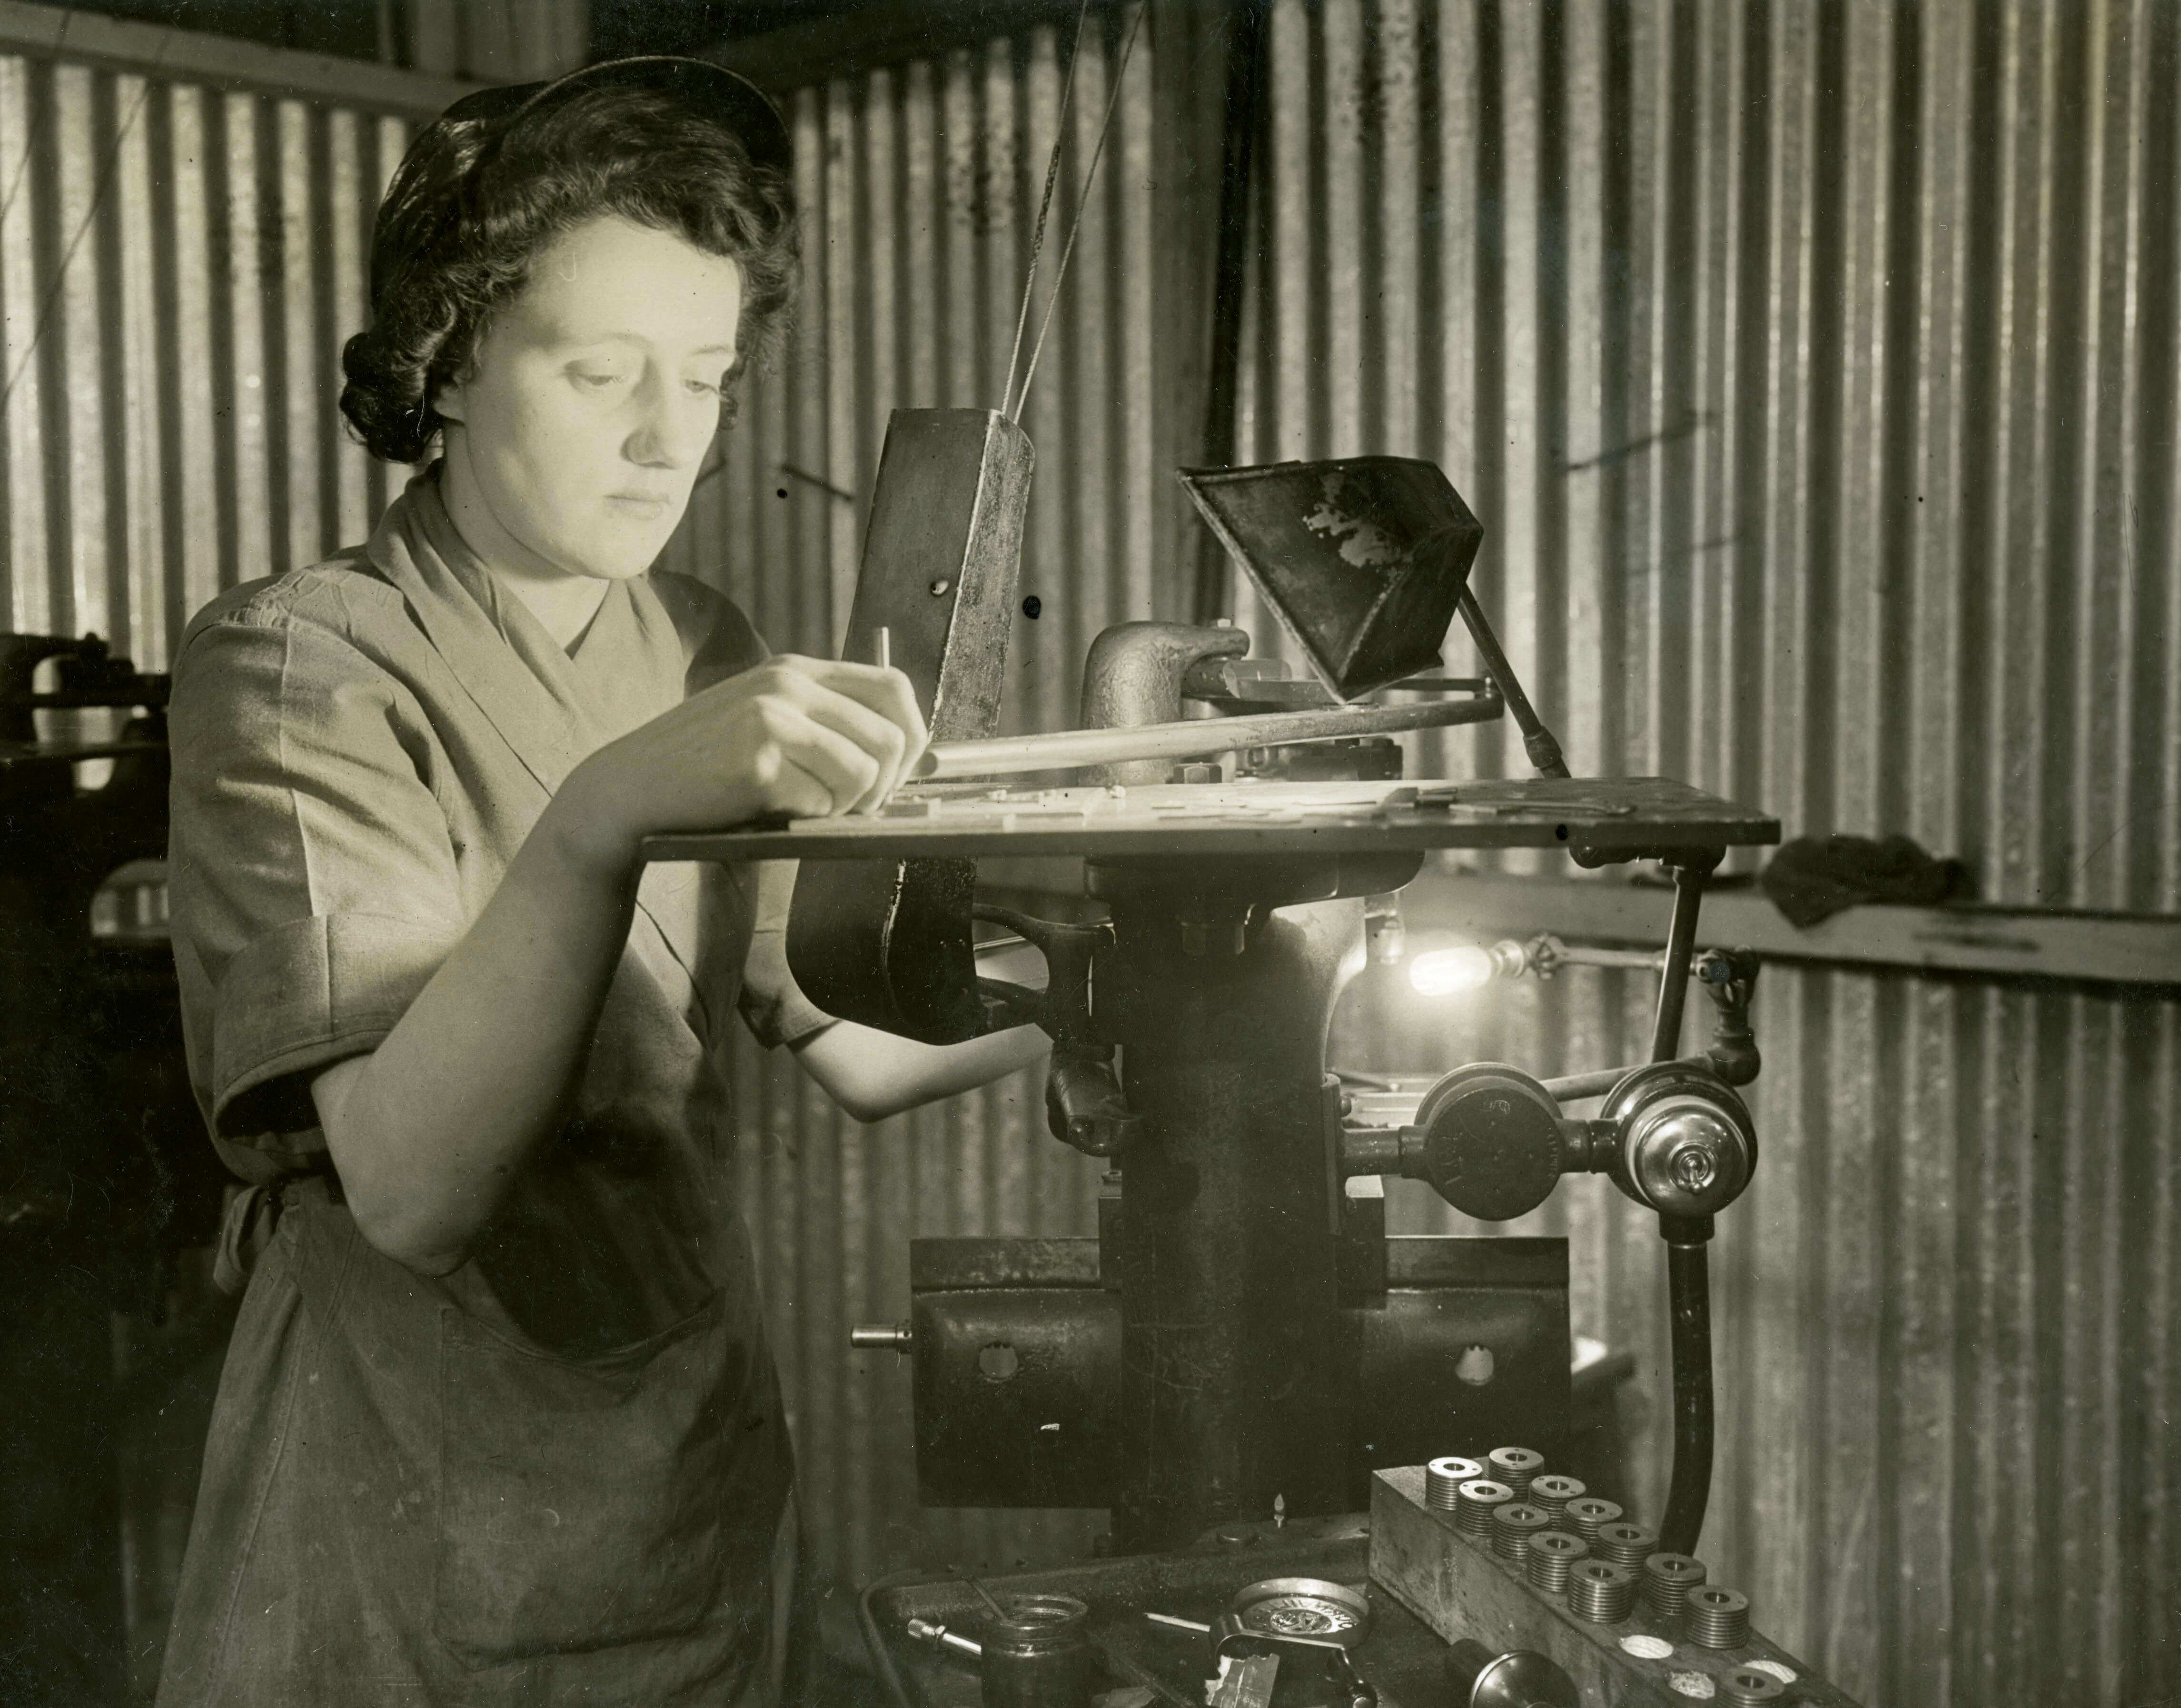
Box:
xmin=1209 ymin=1578 xmax=1378 ymax=1708
xmin=949 ymin=1564 xmax=1010 ymax=1622
xmin=1208 ymin=1653 xmax=1281 ymax=1708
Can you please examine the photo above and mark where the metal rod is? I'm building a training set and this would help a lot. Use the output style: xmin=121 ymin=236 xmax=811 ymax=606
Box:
xmin=1658 ymin=1222 xmax=1716 ymax=1555
xmin=906 ymin=1616 xmax=985 ymax=1660
xmin=1542 ymin=1056 xmax=1704 ymax=1103
xmin=1455 ymin=588 xmax=1570 ymax=777
xmin=952 ymin=1569 xmax=1009 ymax=1622
xmin=912 ymin=694 xmax=1502 ymax=781
xmin=1649 ymin=865 xmax=1713 ymax=1062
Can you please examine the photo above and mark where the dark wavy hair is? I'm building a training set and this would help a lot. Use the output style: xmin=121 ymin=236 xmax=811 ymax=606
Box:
xmin=340 ymin=83 xmax=798 ymax=465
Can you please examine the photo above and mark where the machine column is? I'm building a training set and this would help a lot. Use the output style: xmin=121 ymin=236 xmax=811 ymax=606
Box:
xmin=1099 ymin=884 xmax=1361 ymax=1554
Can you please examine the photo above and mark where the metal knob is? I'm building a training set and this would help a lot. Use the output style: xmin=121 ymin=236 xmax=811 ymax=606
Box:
xmin=1446 ymin=1639 xmax=1578 ymax=1708
xmin=1601 ymin=1063 xmax=1757 ymax=1218
xmin=851 ymin=1323 xmax=913 ymax=1352
xmin=1408 ymin=1063 xmax=1570 ymax=1222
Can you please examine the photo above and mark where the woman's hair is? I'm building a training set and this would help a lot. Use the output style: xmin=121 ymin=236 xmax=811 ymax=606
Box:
xmin=340 ymin=82 xmax=798 ymax=465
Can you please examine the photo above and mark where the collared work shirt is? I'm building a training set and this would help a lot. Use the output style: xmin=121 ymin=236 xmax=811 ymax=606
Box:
xmin=158 ymin=471 xmax=824 ymax=1706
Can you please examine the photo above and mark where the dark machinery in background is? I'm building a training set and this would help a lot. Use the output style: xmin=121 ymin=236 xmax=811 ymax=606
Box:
xmin=652 ymin=413 xmax=1853 ymax=1705
xmin=0 ymin=634 xmax=220 ymax=1706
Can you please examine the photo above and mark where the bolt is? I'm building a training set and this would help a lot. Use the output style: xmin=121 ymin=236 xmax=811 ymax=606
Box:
xmin=1669 ymin=1145 xmax=1717 ymax=1193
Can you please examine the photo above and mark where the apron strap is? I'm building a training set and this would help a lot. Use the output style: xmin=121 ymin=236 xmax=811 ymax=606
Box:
xmin=212 ymin=1174 xmax=340 ymax=1297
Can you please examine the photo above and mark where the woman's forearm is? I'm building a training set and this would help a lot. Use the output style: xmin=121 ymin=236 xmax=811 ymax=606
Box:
xmin=312 ymin=789 xmax=639 ymax=1275
xmin=792 ymin=1021 xmax=1052 ymax=1123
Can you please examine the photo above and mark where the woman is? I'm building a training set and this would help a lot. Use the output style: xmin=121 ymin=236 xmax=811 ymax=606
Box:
xmin=159 ymin=58 xmax=1047 ymax=1707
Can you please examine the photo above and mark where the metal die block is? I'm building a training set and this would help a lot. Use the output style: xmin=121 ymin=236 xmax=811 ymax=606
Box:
xmin=1368 ymin=1467 xmax=1861 ymax=1707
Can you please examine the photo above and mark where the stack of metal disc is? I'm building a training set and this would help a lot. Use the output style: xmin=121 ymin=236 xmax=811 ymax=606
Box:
xmin=1525 ymin=1529 xmax=1588 ymax=1593
xmin=1722 ymin=1668 xmax=1784 ymax=1704
xmin=1566 ymin=1559 xmax=1637 ymax=1623
xmin=1490 ymin=1501 xmax=1549 ymax=1564
xmin=1454 ymin=1479 xmax=1513 ymax=1539
xmin=1563 ymin=1497 xmax=1622 ymax=1543
xmin=1640 ymin=1551 xmax=1708 ymax=1616
xmin=1527 ymin=1473 xmax=1585 ymax=1527
xmin=1594 ymin=1522 xmax=1658 ymax=1569
xmin=1688 ymin=1587 xmax=1752 ymax=1649
xmin=1486 ymin=1446 xmax=1544 ymax=1498
xmin=1426 ymin=1456 xmax=1484 ymax=1511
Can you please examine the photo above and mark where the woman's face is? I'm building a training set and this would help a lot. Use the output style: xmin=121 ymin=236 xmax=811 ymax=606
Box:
xmin=434 ymin=213 xmax=744 ymax=586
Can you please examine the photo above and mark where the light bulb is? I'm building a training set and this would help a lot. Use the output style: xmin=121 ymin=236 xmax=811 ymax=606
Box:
xmin=1407 ymin=944 xmax=1496 ymax=996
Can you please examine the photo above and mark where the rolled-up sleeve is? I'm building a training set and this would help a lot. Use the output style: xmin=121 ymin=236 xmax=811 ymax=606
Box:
xmin=169 ymin=607 xmax=465 ymax=1143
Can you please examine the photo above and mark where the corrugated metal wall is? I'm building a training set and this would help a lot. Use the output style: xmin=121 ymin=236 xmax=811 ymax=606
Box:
xmin=1254 ymin=4 xmax=2181 ymax=1706
xmin=8 ymin=3 xmax=2178 ymax=1704
xmin=0 ymin=54 xmax=409 ymax=655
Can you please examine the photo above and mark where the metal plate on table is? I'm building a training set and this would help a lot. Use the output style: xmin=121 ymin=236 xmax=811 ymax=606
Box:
xmin=644 ymin=777 xmax=1779 ymax=865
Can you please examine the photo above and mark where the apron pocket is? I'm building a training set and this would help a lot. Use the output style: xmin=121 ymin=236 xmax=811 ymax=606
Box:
xmin=433 ymin=1293 xmax=734 ymax=1667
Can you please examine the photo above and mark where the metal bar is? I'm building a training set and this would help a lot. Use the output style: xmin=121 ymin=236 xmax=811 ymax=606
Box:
xmin=912 ymin=693 xmax=1502 ymax=780
xmin=1401 ymin=868 xmax=2181 ymax=990
xmin=1648 ymin=866 xmax=1711 ymax=1061
xmin=1543 ymin=1057 xmax=1699 ymax=1103
xmin=1455 ymin=588 xmax=1570 ymax=777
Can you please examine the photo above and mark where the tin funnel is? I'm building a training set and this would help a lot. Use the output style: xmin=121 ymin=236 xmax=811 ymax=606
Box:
xmin=1178 ymin=456 xmax=1484 ymax=699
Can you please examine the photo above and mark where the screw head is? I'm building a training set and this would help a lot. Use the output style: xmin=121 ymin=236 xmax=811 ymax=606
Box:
xmin=928 ymin=577 xmax=952 ymax=596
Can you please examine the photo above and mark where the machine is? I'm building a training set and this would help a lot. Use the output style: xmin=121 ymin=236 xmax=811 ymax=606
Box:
xmin=0 ymin=633 xmax=221 ymax=1705
xmin=644 ymin=409 xmax=1855 ymax=1705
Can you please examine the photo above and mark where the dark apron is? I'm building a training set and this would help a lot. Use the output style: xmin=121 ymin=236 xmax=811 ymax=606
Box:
xmin=160 ymin=1180 xmax=801 ymax=1707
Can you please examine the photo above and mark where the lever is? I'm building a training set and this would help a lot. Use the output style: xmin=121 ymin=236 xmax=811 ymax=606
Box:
xmin=974 ymin=904 xmax=1143 ymax=1156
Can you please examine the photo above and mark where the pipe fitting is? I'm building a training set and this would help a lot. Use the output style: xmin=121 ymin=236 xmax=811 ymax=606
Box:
xmin=1600 ymin=1063 xmax=1757 ymax=1219
xmin=1078 ymin=621 xmax=1250 ymax=785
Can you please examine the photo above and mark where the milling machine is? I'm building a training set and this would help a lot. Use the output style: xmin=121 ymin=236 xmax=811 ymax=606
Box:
xmin=644 ymin=412 xmax=1853 ymax=1708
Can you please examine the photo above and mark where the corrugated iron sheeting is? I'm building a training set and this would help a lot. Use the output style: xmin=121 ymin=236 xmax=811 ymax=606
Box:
xmin=1267 ymin=4 xmax=2179 ymax=1705
xmin=0 ymin=52 xmax=408 ymax=651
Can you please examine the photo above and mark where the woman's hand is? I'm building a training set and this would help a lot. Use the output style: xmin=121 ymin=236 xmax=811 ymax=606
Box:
xmin=550 ymin=656 xmax=927 ymax=877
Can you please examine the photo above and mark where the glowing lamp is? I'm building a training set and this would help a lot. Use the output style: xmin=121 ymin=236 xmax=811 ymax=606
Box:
xmin=1408 ymin=945 xmax=1497 ymax=996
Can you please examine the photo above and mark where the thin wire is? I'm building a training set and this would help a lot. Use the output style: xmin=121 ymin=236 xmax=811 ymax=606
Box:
xmin=0 ymin=21 xmax=176 ymax=414
xmin=1010 ymin=0 xmax=1145 ymax=424
xmin=998 ymin=0 xmax=1093 ymax=422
